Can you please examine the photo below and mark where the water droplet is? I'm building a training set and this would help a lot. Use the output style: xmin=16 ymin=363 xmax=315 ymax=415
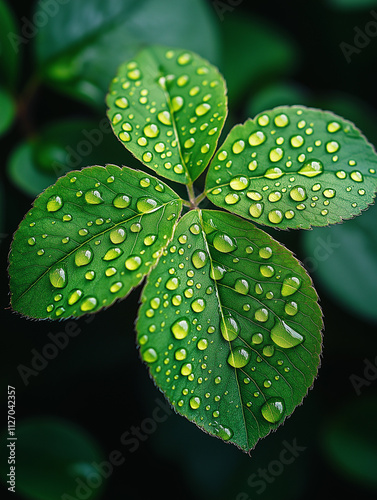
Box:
xmin=103 ymin=248 xmax=123 ymax=261
xmin=110 ymin=281 xmax=123 ymax=293
xmin=249 ymin=202 xmax=263 ymax=218
xmin=249 ymin=130 xmax=266 ymax=146
xmin=274 ymin=114 xmax=289 ymax=127
xmin=143 ymin=123 xmax=159 ymax=138
xmin=327 ymin=121 xmax=341 ymax=133
xmin=85 ymin=189 xmax=103 ymax=205
xmin=175 ymin=348 xmax=187 ymax=360
xmin=289 ymin=186 xmax=307 ymax=202
xmin=142 ymin=347 xmax=158 ymax=363
xmin=290 ymin=135 xmax=304 ymax=148
xmin=181 ymin=363 xmax=192 ymax=376
xmin=269 ymin=148 xmax=284 ymax=162
xmin=165 ymin=277 xmax=180 ymax=290
xmin=298 ymin=160 xmax=323 ymax=177
xmin=49 ymin=265 xmax=67 ymax=288
xmin=254 ymin=308 xmax=269 ymax=322
xmin=63 ymin=214 xmax=72 ymax=222
xmin=232 ymin=140 xmax=245 ymax=154
xmin=157 ymin=111 xmax=172 ymax=127
xmin=224 ymin=193 xmax=240 ymax=205
xmin=271 ymin=319 xmax=304 ymax=348
xmin=213 ymin=233 xmax=237 ymax=253
xmin=197 ymin=339 xmax=208 ymax=350
xmin=221 ymin=313 xmax=240 ymax=341
xmin=125 ymin=255 xmax=142 ymax=271
xmin=210 ymin=264 xmax=226 ymax=280
xmin=281 ymin=276 xmax=301 ymax=296
xmin=189 ymin=396 xmax=201 ymax=409
xmin=191 ymin=298 xmax=206 ymax=312
xmin=85 ymin=270 xmax=95 ymax=281
xmin=336 ymin=170 xmax=346 ymax=179
xmin=268 ymin=191 xmax=282 ymax=202
xmin=136 ymin=197 xmax=158 ymax=212
xmin=171 ymin=96 xmax=184 ymax=112
xmin=215 ymin=424 xmax=233 ymax=441
xmin=184 ymin=137 xmax=195 ymax=149
xmin=229 ymin=176 xmax=249 ymax=191
xmin=323 ymin=188 xmax=336 ymax=198
xmin=110 ymin=227 xmax=126 ymax=244
xmin=68 ymin=289 xmax=83 ymax=305
xmin=268 ymin=210 xmax=283 ymax=224
xmin=195 ymin=103 xmax=211 ymax=116
xmin=261 ymin=398 xmax=285 ymax=423
xmin=285 ymin=301 xmax=298 ymax=316
xmin=75 ymin=247 xmax=93 ymax=267
xmin=47 ymin=195 xmax=63 ymax=212
xmin=326 ymin=141 xmax=340 ymax=153
xmin=227 ymin=346 xmax=251 ymax=368
xmin=264 ymin=167 xmax=284 ymax=179
xmin=234 ymin=278 xmax=249 ymax=295
xmin=260 ymin=264 xmax=275 ymax=277
xmin=80 ymin=296 xmax=98 ymax=312
xmin=191 ymin=249 xmax=208 ymax=269
xmin=350 ymin=171 xmax=363 ymax=182
xmin=28 ymin=237 xmax=36 ymax=246
xmin=259 ymin=246 xmax=272 ymax=259
xmin=115 ymin=97 xmax=129 ymax=108
xmin=252 ymin=333 xmax=263 ymax=344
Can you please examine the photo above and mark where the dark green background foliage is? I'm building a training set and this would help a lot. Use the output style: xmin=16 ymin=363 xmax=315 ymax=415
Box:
xmin=1 ymin=1 xmax=377 ymax=499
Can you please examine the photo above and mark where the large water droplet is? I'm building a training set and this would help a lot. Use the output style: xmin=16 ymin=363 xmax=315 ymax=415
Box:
xmin=249 ymin=202 xmax=263 ymax=218
xmin=125 ymin=255 xmax=142 ymax=270
xmin=249 ymin=131 xmax=266 ymax=146
xmin=85 ymin=189 xmax=104 ymax=205
xmin=157 ymin=110 xmax=172 ymax=126
xmin=113 ymin=194 xmax=131 ymax=209
xmin=281 ymin=276 xmax=301 ymax=296
xmin=143 ymin=124 xmax=159 ymax=138
xmin=75 ymin=247 xmax=93 ymax=267
xmin=142 ymin=347 xmax=158 ymax=363
xmin=227 ymin=346 xmax=251 ymax=368
xmin=191 ymin=298 xmax=206 ymax=312
xmin=103 ymin=248 xmax=123 ymax=261
xmin=232 ymin=140 xmax=245 ymax=154
xmin=229 ymin=176 xmax=249 ymax=191
xmin=47 ymin=194 xmax=63 ymax=212
xmin=171 ymin=318 xmax=190 ymax=339
xmin=171 ymin=96 xmax=184 ymax=112
xmin=195 ymin=103 xmax=211 ymax=116
xmin=215 ymin=424 xmax=233 ymax=441
xmin=210 ymin=264 xmax=226 ymax=280
xmin=289 ymin=186 xmax=307 ymax=202
xmin=49 ymin=265 xmax=67 ymax=288
xmin=220 ymin=313 xmax=240 ymax=341
xmin=234 ymin=278 xmax=249 ymax=295
xmin=261 ymin=398 xmax=285 ymax=423
xmin=165 ymin=277 xmax=180 ymax=290
xmin=264 ymin=167 xmax=284 ymax=179
xmin=110 ymin=227 xmax=126 ymax=244
xmin=68 ymin=289 xmax=83 ymax=305
xmin=298 ymin=160 xmax=323 ymax=177
xmin=213 ymin=233 xmax=237 ymax=253
xmin=270 ymin=319 xmax=304 ymax=348
xmin=136 ymin=197 xmax=158 ymax=213
xmin=189 ymin=396 xmax=201 ymax=409
xmin=269 ymin=148 xmax=284 ymax=162
xmin=350 ymin=171 xmax=363 ymax=182
xmin=191 ymin=249 xmax=208 ymax=269
xmin=80 ymin=296 xmax=98 ymax=312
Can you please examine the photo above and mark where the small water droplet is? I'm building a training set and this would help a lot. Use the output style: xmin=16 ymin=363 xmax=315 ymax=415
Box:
xmin=269 ymin=148 xmax=284 ymax=162
xmin=249 ymin=202 xmax=263 ymax=218
xmin=175 ymin=348 xmax=187 ymax=360
xmin=268 ymin=210 xmax=283 ymax=224
xmin=285 ymin=301 xmax=298 ymax=316
xmin=215 ymin=424 xmax=233 ymax=441
xmin=261 ymin=398 xmax=285 ymax=423
xmin=143 ymin=123 xmax=159 ymax=138
xmin=290 ymin=135 xmax=304 ymax=148
xmin=260 ymin=264 xmax=275 ymax=277
xmin=227 ymin=346 xmax=251 ymax=368
xmin=68 ymin=289 xmax=83 ymax=305
xmin=252 ymin=333 xmax=263 ymax=345
xmin=234 ymin=278 xmax=249 ymax=295
xmin=171 ymin=318 xmax=190 ymax=340
xmin=249 ymin=131 xmax=266 ymax=146
xmin=264 ymin=167 xmax=284 ymax=179
xmin=274 ymin=114 xmax=289 ymax=127
xmin=326 ymin=141 xmax=340 ymax=153
xmin=232 ymin=140 xmax=245 ymax=154
xmin=197 ymin=339 xmax=208 ymax=350
xmin=110 ymin=227 xmax=126 ymax=244
xmin=323 ymin=188 xmax=336 ymax=198
xmin=289 ymin=186 xmax=307 ymax=202
xmin=271 ymin=319 xmax=304 ymax=348
xmin=142 ymin=347 xmax=158 ymax=363
xmin=171 ymin=96 xmax=184 ymax=112
xmin=157 ymin=110 xmax=172 ymax=126
xmin=254 ymin=308 xmax=269 ymax=322
xmin=189 ymin=396 xmax=201 ymax=409
xmin=224 ymin=193 xmax=240 ymax=205
xmin=103 ymin=247 xmax=123 ymax=261
xmin=165 ymin=277 xmax=180 ymax=290
xmin=229 ymin=176 xmax=249 ymax=191
xmin=195 ymin=103 xmax=211 ymax=116
xmin=350 ymin=171 xmax=363 ymax=182
xmin=47 ymin=194 xmax=63 ymax=212
xmin=327 ymin=121 xmax=341 ymax=133
xmin=191 ymin=298 xmax=206 ymax=312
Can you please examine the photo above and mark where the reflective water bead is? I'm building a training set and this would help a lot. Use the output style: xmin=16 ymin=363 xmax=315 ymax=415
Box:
xmin=269 ymin=148 xmax=284 ymax=162
xmin=227 ymin=346 xmax=251 ymax=368
xmin=85 ymin=189 xmax=104 ymax=204
xmin=261 ymin=398 xmax=285 ymax=423
xmin=229 ymin=176 xmax=249 ymax=191
xmin=350 ymin=171 xmax=363 ymax=182
xmin=270 ymin=319 xmax=304 ymax=348
xmin=268 ymin=210 xmax=283 ymax=224
xmin=289 ymin=186 xmax=307 ymax=202
xmin=143 ymin=123 xmax=159 ymax=138
xmin=220 ymin=313 xmax=240 ymax=341
xmin=327 ymin=121 xmax=341 ymax=133
xmin=323 ymin=188 xmax=336 ymax=198
xmin=110 ymin=281 xmax=123 ymax=293
xmin=274 ymin=114 xmax=289 ymax=127
xmin=232 ymin=140 xmax=245 ymax=154
xmin=47 ymin=194 xmax=63 ymax=212
xmin=259 ymin=246 xmax=272 ymax=259
xmin=234 ymin=278 xmax=249 ymax=295
xmin=189 ymin=396 xmax=201 ymax=409
xmin=290 ymin=135 xmax=304 ymax=148
xmin=103 ymin=248 xmax=123 ymax=261
xmin=110 ymin=227 xmax=126 ymax=244
xmin=49 ymin=266 xmax=67 ymax=288
xmin=298 ymin=159 xmax=323 ymax=177
xmin=195 ymin=103 xmax=211 ymax=116
xmin=224 ymin=193 xmax=240 ymax=205
xmin=157 ymin=110 xmax=172 ymax=126
xmin=213 ymin=233 xmax=237 ymax=253
xmin=191 ymin=249 xmax=208 ymax=269
xmin=136 ymin=197 xmax=158 ymax=212
xmin=142 ymin=348 xmax=158 ymax=363
xmin=191 ymin=298 xmax=206 ymax=312
xmin=281 ymin=276 xmax=301 ymax=296
xmin=75 ymin=247 xmax=93 ymax=267
xmin=326 ymin=141 xmax=340 ymax=153
xmin=249 ymin=203 xmax=263 ymax=218
xmin=125 ymin=255 xmax=142 ymax=270
xmin=254 ymin=308 xmax=269 ymax=322
xmin=249 ymin=131 xmax=266 ymax=146
xmin=68 ymin=289 xmax=83 ymax=305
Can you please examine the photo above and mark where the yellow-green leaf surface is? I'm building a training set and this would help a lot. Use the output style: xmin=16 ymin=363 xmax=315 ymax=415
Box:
xmin=137 ymin=209 xmax=322 ymax=451
xmin=9 ymin=165 xmax=182 ymax=319
xmin=206 ymin=106 xmax=377 ymax=229
xmin=107 ymin=46 xmax=227 ymax=185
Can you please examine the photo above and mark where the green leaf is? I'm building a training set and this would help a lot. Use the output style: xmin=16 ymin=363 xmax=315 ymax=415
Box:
xmin=7 ymin=119 xmax=135 ymax=197
xmin=136 ymin=209 xmax=322 ymax=451
xmin=302 ymin=201 xmax=377 ymax=322
xmin=9 ymin=165 xmax=182 ymax=319
xmin=107 ymin=45 xmax=227 ymax=185
xmin=35 ymin=0 xmax=219 ymax=108
xmin=206 ymin=106 xmax=377 ymax=229
xmin=0 ymin=86 xmax=15 ymax=136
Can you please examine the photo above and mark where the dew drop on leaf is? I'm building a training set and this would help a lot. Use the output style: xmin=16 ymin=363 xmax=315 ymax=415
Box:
xmin=85 ymin=189 xmax=104 ymax=205
xmin=46 ymin=195 xmax=64 ymax=212
xmin=227 ymin=346 xmax=251 ymax=368
xmin=49 ymin=265 xmax=68 ymax=289
xmin=75 ymin=247 xmax=93 ymax=267
xmin=213 ymin=232 xmax=237 ymax=253
xmin=261 ymin=398 xmax=285 ymax=423
xmin=113 ymin=194 xmax=131 ymax=208
xmin=281 ymin=276 xmax=302 ymax=296
xmin=270 ymin=319 xmax=304 ymax=348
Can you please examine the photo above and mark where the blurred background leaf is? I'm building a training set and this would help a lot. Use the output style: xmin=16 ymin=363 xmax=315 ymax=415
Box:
xmin=35 ymin=0 xmax=219 ymax=109
xmin=0 ymin=0 xmax=19 ymax=88
xmin=0 ymin=417 xmax=105 ymax=500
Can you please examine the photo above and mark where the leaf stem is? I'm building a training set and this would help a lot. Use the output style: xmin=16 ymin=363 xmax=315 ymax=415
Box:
xmin=186 ymin=182 xmax=197 ymax=208
xmin=194 ymin=191 xmax=207 ymax=206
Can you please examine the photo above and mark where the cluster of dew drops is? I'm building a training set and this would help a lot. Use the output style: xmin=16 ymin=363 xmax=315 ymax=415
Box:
xmin=210 ymin=110 xmax=375 ymax=224
xmin=26 ymin=173 xmax=172 ymax=317
xmin=139 ymin=217 xmax=307 ymax=438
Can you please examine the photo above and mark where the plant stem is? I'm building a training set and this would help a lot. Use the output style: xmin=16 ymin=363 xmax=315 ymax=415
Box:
xmin=194 ymin=191 xmax=207 ymax=206
xmin=186 ymin=182 xmax=197 ymax=208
